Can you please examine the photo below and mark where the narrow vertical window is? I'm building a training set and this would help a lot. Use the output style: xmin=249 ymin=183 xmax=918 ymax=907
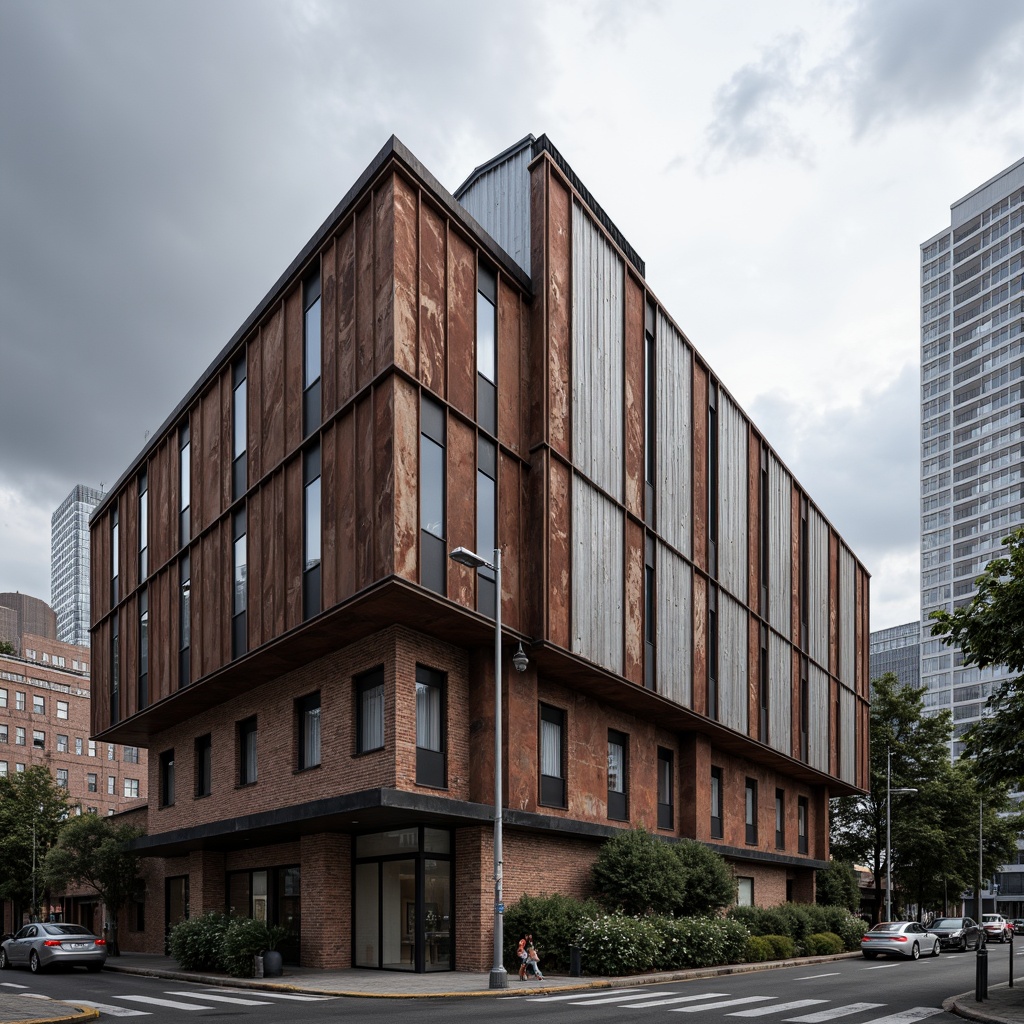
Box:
xmin=194 ymin=734 xmax=212 ymax=798
xmin=759 ymin=444 xmax=768 ymax=616
xmin=644 ymin=301 xmax=656 ymax=524
xmin=745 ymin=778 xmax=758 ymax=844
xmin=137 ymin=588 xmax=148 ymax=711
xmin=303 ymin=444 xmax=321 ymax=620
xmin=111 ymin=507 xmax=119 ymax=604
xmin=800 ymin=660 xmax=809 ymax=763
xmin=415 ymin=666 xmax=445 ymax=788
xmin=420 ymin=395 xmax=446 ymax=596
xmin=159 ymin=749 xmax=175 ymax=807
xmin=179 ymin=553 xmax=191 ymax=689
xmin=644 ymin=535 xmax=655 ymax=691
xmin=232 ymin=354 xmax=247 ymax=500
xmin=138 ymin=469 xmax=148 ymax=580
xmin=232 ymin=507 xmax=247 ymax=658
xmin=707 ymin=380 xmax=719 ymax=577
xmin=296 ymin=692 xmax=321 ymax=770
xmin=707 ymin=584 xmax=718 ymax=720
xmin=798 ymin=796 xmax=809 ymax=854
xmin=303 ymin=270 xmax=322 ymax=438
xmin=110 ymin=611 xmax=119 ymax=726
xmin=607 ymin=729 xmax=628 ymax=821
xmin=775 ymin=788 xmax=785 ymax=849
xmin=657 ymin=747 xmax=673 ymax=830
xmin=238 ymin=716 xmax=258 ymax=785
xmin=710 ymin=765 xmax=723 ymax=839
xmin=477 ymin=262 xmax=497 ymax=435
xmin=539 ymin=704 xmax=566 ymax=808
xmin=758 ymin=624 xmax=769 ymax=743
xmin=179 ymin=422 xmax=191 ymax=547
xmin=356 ymin=667 xmax=385 ymax=753
xmin=476 ymin=435 xmax=497 ymax=617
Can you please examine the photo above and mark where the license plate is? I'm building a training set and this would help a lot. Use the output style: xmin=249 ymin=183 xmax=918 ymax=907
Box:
xmin=66 ymin=943 xmax=88 ymax=950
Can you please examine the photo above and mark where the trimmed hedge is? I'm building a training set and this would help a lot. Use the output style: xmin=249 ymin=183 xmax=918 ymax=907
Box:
xmin=727 ymin=904 xmax=864 ymax=953
xmin=804 ymin=932 xmax=846 ymax=956
xmin=745 ymin=935 xmax=774 ymax=962
xmin=168 ymin=912 xmax=227 ymax=972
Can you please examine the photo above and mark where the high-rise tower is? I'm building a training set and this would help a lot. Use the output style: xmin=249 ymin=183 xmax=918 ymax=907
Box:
xmin=50 ymin=484 xmax=103 ymax=646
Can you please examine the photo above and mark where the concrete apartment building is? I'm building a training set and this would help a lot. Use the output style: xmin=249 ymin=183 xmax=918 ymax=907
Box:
xmin=51 ymin=484 xmax=103 ymax=647
xmin=90 ymin=135 xmax=870 ymax=972
xmin=1 ymin=609 xmax=147 ymax=934
xmin=918 ymin=157 xmax=1024 ymax=918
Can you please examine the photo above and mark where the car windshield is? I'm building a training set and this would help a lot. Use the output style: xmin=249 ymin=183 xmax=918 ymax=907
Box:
xmin=42 ymin=924 xmax=92 ymax=936
xmin=931 ymin=919 xmax=963 ymax=927
xmin=870 ymin=923 xmax=904 ymax=932
xmin=982 ymin=916 xmax=999 ymax=922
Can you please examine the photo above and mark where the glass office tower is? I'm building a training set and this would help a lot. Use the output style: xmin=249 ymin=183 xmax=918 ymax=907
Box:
xmin=51 ymin=484 xmax=103 ymax=646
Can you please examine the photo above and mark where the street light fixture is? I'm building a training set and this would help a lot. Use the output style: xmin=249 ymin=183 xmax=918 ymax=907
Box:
xmin=449 ymin=545 xmax=528 ymax=989
xmin=885 ymin=747 xmax=917 ymax=922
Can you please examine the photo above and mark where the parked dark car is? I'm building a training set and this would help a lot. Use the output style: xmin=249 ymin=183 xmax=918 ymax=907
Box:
xmin=0 ymin=923 xmax=107 ymax=973
xmin=928 ymin=916 xmax=983 ymax=951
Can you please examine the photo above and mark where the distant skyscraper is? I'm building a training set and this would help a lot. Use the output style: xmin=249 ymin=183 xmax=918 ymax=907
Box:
xmin=51 ymin=484 xmax=102 ymax=646
xmin=869 ymin=622 xmax=920 ymax=690
xmin=918 ymin=157 xmax=1024 ymax=756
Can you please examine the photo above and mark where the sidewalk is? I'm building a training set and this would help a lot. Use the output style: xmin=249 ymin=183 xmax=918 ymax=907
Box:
xmin=946 ymin=983 xmax=1024 ymax=1024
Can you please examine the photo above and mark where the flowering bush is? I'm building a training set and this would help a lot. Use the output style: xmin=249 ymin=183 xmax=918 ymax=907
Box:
xmin=653 ymin=916 xmax=749 ymax=969
xmin=168 ymin=912 xmax=227 ymax=972
xmin=503 ymin=893 xmax=601 ymax=972
xmin=576 ymin=913 xmax=662 ymax=976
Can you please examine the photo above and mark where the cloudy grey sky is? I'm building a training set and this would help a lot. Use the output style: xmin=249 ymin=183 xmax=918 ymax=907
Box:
xmin=2 ymin=0 xmax=1022 ymax=631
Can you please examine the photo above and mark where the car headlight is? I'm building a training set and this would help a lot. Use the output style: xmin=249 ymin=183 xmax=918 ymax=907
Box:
xmin=951 ymin=930 xmax=963 ymax=937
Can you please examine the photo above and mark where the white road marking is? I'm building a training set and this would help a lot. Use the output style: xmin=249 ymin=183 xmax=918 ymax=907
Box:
xmin=729 ymin=1000 xmax=828 ymax=1016
xmin=795 ymin=973 xmax=841 ymax=980
xmin=1 ymin=982 xmax=30 ymax=989
xmin=786 ymin=1003 xmax=886 ymax=1022
xmin=570 ymin=991 xmax=680 ymax=1006
xmin=165 ymin=990 xmax=272 ymax=1005
xmin=75 ymin=1001 xmax=151 ymax=1017
xmin=525 ymin=988 xmax=637 ymax=1002
xmin=673 ymin=997 xmax=777 ymax=1012
xmin=863 ymin=963 xmax=902 ymax=969
xmin=858 ymin=1009 xmax=943 ymax=1024
xmin=195 ymin=988 xmax=331 ymax=1001
xmin=116 ymin=995 xmax=212 ymax=1010
xmin=21 ymin=993 xmax=52 ymax=1000
xmin=627 ymin=993 xmax=731 ymax=1008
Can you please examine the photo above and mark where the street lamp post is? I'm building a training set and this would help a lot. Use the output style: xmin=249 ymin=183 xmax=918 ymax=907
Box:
xmin=885 ymin=747 xmax=917 ymax=922
xmin=449 ymin=546 xmax=527 ymax=989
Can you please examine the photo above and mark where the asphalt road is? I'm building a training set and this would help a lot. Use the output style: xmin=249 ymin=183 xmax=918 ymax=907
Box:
xmin=0 ymin=943 xmax=1019 ymax=1024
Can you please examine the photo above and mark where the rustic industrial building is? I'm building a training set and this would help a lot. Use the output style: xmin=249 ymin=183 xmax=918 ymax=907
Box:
xmin=89 ymin=134 xmax=870 ymax=972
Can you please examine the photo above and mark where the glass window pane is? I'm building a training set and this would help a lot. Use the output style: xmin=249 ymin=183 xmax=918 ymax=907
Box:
xmin=608 ymin=740 xmax=624 ymax=793
xmin=234 ymin=536 xmax=247 ymax=615
xmin=477 ymin=292 xmax=496 ymax=382
xmin=421 ymin=436 xmax=444 ymax=537
xmin=476 ymin=469 xmax=495 ymax=561
xmin=361 ymin=682 xmax=384 ymax=751
xmin=541 ymin=718 xmax=562 ymax=778
xmin=304 ymin=297 xmax=321 ymax=388
xmin=305 ymin=478 xmax=321 ymax=568
xmin=180 ymin=442 xmax=190 ymax=510
xmin=416 ymin=682 xmax=441 ymax=751
xmin=234 ymin=378 xmax=247 ymax=457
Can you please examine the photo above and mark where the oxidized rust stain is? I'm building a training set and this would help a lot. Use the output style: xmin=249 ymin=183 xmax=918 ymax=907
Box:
xmin=392 ymin=174 xmax=418 ymax=377
xmin=284 ymin=285 xmax=303 ymax=452
xmin=447 ymin=231 xmax=475 ymax=420
xmin=373 ymin=380 xmax=395 ymax=579
xmin=356 ymin=201 xmax=375 ymax=392
xmin=498 ymin=451 xmax=520 ymax=632
xmin=446 ymin=416 xmax=476 ymax=606
xmin=547 ymin=175 xmax=571 ymax=459
xmin=692 ymin=576 xmax=707 ymax=717
xmin=260 ymin=306 xmax=285 ymax=472
xmin=624 ymin=275 xmax=644 ymax=518
xmin=692 ymin=362 xmax=708 ymax=572
xmin=497 ymin=279 xmax=521 ymax=453
xmin=284 ymin=456 xmax=302 ymax=632
xmin=392 ymin=376 xmax=417 ymax=582
xmin=335 ymin=410 xmax=356 ymax=602
xmin=337 ymin=221 xmax=356 ymax=406
xmin=624 ymin=517 xmax=644 ymax=686
xmin=321 ymin=239 xmax=338 ymax=417
xmin=355 ymin=395 xmax=375 ymax=591
xmin=418 ymin=201 xmax=446 ymax=395
xmin=547 ymin=457 xmax=571 ymax=649
xmin=373 ymin=177 xmax=396 ymax=377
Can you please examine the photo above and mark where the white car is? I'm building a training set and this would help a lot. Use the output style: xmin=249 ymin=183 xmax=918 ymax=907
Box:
xmin=981 ymin=914 xmax=1011 ymax=943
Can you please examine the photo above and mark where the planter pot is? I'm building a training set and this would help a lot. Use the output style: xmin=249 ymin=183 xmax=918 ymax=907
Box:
xmin=262 ymin=949 xmax=283 ymax=977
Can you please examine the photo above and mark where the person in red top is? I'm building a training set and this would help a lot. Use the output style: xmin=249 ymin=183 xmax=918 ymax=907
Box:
xmin=516 ymin=933 xmax=531 ymax=980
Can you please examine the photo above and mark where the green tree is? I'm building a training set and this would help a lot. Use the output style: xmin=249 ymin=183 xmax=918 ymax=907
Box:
xmin=670 ymin=838 xmax=735 ymax=917
xmin=816 ymin=860 xmax=860 ymax=912
xmin=40 ymin=813 xmax=144 ymax=956
xmin=930 ymin=526 xmax=1024 ymax=789
xmin=591 ymin=826 xmax=687 ymax=916
xmin=0 ymin=766 xmax=68 ymax=920
xmin=0 ymin=640 xmax=15 ymax=654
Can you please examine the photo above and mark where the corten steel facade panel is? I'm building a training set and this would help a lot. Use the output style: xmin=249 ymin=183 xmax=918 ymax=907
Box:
xmin=89 ymin=136 xmax=868 ymax=972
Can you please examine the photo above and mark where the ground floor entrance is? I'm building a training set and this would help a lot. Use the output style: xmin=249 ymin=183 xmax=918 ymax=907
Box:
xmin=353 ymin=826 xmax=452 ymax=971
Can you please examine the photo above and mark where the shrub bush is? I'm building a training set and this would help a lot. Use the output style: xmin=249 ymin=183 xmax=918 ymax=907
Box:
xmin=745 ymin=935 xmax=774 ymax=962
xmin=669 ymin=840 xmax=736 ymax=917
xmin=654 ymin=916 xmax=749 ymax=970
xmin=763 ymin=934 xmax=796 ymax=960
xmin=726 ymin=905 xmax=791 ymax=937
xmin=222 ymin=917 xmax=274 ymax=978
xmin=804 ymin=932 xmax=845 ymax=956
xmin=817 ymin=907 xmax=867 ymax=951
xmin=504 ymin=893 xmax=601 ymax=972
xmin=591 ymin=827 xmax=688 ymax=916
xmin=576 ymin=913 xmax=662 ymax=977
xmin=168 ymin=912 xmax=227 ymax=972
xmin=773 ymin=904 xmax=812 ymax=946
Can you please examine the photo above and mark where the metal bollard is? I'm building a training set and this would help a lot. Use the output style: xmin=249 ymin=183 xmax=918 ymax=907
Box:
xmin=1010 ymin=931 xmax=1014 ymax=989
xmin=569 ymin=945 xmax=582 ymax=978
xmin=975 ymin=945 xmax=988 ymax=1002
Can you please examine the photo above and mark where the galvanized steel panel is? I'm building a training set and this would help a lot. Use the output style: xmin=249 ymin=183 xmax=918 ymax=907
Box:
xmin=839 ymin=546 xmax=856 ymax=689
xmin=768 ymin=455 xmax=792 ymax=636
xmin=769 ymin=632 xmax=791 ymax=757
xmin=456 ymin=144 xmax=532 ymax=274
xmin=808 ymin=662 xmax=830 ymax=773
xmin=655 ymin=312 xmax=692 ymax=558
xmin=808 ymin=506 xmax=830 ymax=668
xmin=656 ymin=541 xmax=692 ymax=708
xmin=718 ymin=590 xmax=748 ymax=734
xmin=840 ymin=685 xmax=856 ymax=784
xmin=572 ymin=474 xmax=624 ymax=673
xmin=572 ymin=203 xmax=624 ymax=501
xmin=718 ymin=393 xmax=748 ymax=600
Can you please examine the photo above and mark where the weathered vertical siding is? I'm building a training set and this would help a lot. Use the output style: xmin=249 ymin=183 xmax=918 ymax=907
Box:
xmin=656 ymin=542 xmax=692 ymax=708
xmin=808 ymin=506 xmax=829 ymax=668
xmin=768 ymin=455 xmax=791 ymax=638
xmin=718 ymin=392 xmax=748 ymax=599
xmin=718 ymin=590 xmax=748 ymax=734
xmin=808 ymin=662 xmax=829 ymax=773
xmin=839 ymin=546 xmax=856 ymax=688
xmin=655 ymin=312 xmax=692 ymax=558
xmin=839 ymin=684 xmax=856 ymax=785
xmin=769 ymin=632 xmax=791 ymax=756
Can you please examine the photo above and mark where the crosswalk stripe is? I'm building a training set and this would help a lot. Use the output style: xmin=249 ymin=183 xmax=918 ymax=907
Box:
xmin=673 ymin=997 xmax=777 ymax=1013
xmin=626 ymin=993 xmax=731 ymax=1008
xmin=197 ymin=988 xmax=331 ymax=1001
xmin=165 ymin=990 xmax=272 ymax=1005
xmin=858 ymin=1009 xmax=942 ymax=1024
xmin=526 ymin=988 xmax=637 ymax=1002
xmin=116 ymin=995 xmax=211 ymax=1010
xmin=786 ymin=1003 xmax=886 ymax=1022
xmin=729 ymin=1000 xmax=828 ymax=1016
xmin=75 ymin=1001 xmax=151 ymax=1017
xmin=570 ymin=992 xmax=680 ymax=1006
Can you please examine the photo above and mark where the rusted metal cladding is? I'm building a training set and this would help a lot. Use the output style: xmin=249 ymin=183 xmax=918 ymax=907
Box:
xmin=456 ymin=143 xmax=532 ymax=275
xmin=718 ymin=392 xmax=748 ymax=600
xmin=718 ymin=590 xmax=748 ymax=734
xmin=839 ymin=684 xmax=857 ymax=785
xmin=655 ymin=311 xmax=692 ymax=558
xmin=807 ymin=506 xmax=830 ymax=668
xmin=656 ymin=541 xmax=692 ymax=708
xmin=769 ymin=632 xmax=791 ymax=756
xmin=839 ymin=546 xmax=856 ymax=688
xmin=571 ymin=202 xmax=624 ymax=502
xmin=768 ymin=455 xmax=792 ymax=637
xmin=808 ymin=662 xmax=830 ymax=773
xmin=571 ymin=474 xmax=624 ymax=674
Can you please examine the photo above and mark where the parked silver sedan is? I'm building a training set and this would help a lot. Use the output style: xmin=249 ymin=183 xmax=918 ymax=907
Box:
xmin=861 ymin=921 xmax=941 ymax=960
xmin=0 ymin=923 xmax=107 ymax=973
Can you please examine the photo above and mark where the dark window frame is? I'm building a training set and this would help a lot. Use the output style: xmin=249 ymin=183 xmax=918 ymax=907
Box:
xmin=355 ymin=666 xmax=385 ymax=754
xmin=775 ymin=788 xmax=785 ymax=849
xmin=656 ymin=747 xmax=673 ymax=830
xmin=539 ymin=703 xmax=566 ymax=808
xmin=296 ymin=692 xmax=321 ymax=771
xmin=644 ymin=534 xmax=656 ymax=691
xmin=607 ymin=728 xmax=628 ymax=821
xmin=710 ymin=765 xmax=723 ymax=839
xmin=745 ymin=777 xmax=758 ymax=845
xmin=159 ymin=749 xmax=175 ymax=808
xmin=415 ymin=666 xmax=446 ymax=789
xmin=303 ymin=444 xmax=321 ymax=620
xmin=420 ymin=395 xmax=447 ymax=596
xmin=238 ymin=716 xmax=258 ymax=786
xmin=194 ymin=734 xmax=212 ymax=798
xmin=798 ymin=796 xmax=809 ymax=854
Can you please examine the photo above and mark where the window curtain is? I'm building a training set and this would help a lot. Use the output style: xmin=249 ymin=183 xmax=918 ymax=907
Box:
xmin=608 ymin=741 xmax=624 ymax=793
xmin=416 ymin=683 xmax=441 ymax=751
xmin=304 ymin=705 xmax=321 ymax=766
xmin=540 ymin=719 xmax=562 ymax=778
xmin=362 ymin=682 xmax=384 ymax=750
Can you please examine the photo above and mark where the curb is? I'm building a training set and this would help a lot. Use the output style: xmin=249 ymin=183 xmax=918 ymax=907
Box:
xmin=2 ymin=1004 xmax=100 ymax=1024
xmin=943 ymin=984 xmax=1019 ymax=1024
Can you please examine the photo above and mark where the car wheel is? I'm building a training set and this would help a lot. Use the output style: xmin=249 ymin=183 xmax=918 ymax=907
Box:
xmin=0 ymin=949 xmax=9 ymax=970
xmin=932 ymin=941 xmax=940 ymax=957
xmin=909 ymin=942 xmax=920 ymax=961
xmin=863 ymin=951 xmax=878 ymax=960
xmin=86 ymin=963 xmax=102 ymax=973
xmin=29 ymin=951 xmax=41 ymax=974
xmin=959 ymin=936 xmax=967 ymax=952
